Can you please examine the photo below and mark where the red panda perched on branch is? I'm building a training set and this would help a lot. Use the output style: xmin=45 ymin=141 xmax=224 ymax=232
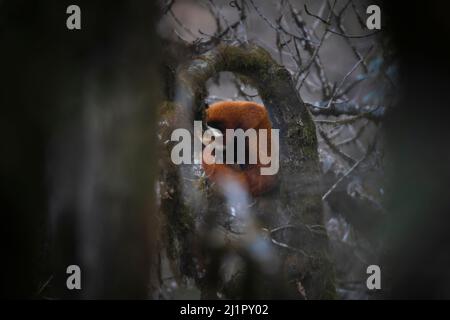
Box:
xmin=202 ymin=101 xmax=278 ymax=197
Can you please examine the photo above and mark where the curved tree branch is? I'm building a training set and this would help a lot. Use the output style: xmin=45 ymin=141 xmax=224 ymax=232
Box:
xmin=169 ymin=44 xmax=336 ymax=299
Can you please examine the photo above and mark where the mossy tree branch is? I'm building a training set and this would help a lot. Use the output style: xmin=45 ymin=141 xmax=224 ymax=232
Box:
xmin=166 ymin=44 xmax=335 ymax=299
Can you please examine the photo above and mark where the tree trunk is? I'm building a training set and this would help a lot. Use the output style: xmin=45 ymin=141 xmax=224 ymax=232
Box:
xmin=162 ymin=44 xmax=335 ymax=299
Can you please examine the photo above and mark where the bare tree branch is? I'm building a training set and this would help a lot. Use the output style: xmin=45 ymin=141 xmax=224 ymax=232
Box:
xmin=319 ymin=128 xmax=357 ymax=165
xmin=307 ymin=103 xmax=385 ymax=122
xmin=322 ymin=133 xmax=378 ymax=200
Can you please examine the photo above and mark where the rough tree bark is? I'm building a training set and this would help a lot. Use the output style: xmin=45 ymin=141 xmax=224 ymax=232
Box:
xmin=160 ymin=44 xmax=336 ymax=299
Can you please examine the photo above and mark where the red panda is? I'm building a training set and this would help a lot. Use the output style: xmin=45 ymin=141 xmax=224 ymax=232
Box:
xmin=202 ymin=101 xmax=277 ymax=197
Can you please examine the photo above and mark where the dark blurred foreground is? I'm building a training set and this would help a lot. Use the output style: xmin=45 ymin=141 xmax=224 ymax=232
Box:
xmin=0 ymin=0 xmax=162 ymax=299
xmin=382 ymin=2 xmax=450 ymax=298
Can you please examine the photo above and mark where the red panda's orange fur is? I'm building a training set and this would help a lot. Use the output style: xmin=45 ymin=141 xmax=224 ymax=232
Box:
xmin=202 ymin=101 xmax=277 ymax=197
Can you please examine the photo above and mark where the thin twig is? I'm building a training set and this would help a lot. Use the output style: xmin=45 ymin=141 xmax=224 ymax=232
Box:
xmin=319 ymin=128 xmax=357 ymax=165
xmin=325 ymin=53 xmax=367 ymax=109
xmin=322 ymin=132 xmax=378 ymax=200
xmin=322 ymin=156 xmax=362 ymax=201
xmin=297 ymin=0 xmax=337 ymax=91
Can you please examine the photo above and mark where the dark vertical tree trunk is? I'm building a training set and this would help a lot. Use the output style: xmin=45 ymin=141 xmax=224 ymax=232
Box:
xmin=382 ymin=1 xmax=450 ymax=299
xmin=0 ymin=0 xmax=162 ymax=299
